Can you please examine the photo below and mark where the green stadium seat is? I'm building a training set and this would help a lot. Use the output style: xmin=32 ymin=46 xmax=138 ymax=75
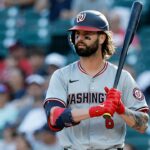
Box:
xmin=0 ymin=44 xmax=8 ymax=58
xmin=0 ymin=7 xmax=18 ymax=55
xmin=0 ymin=7 xmax=19 ymax=20
xmin=16 ymin=8 xmax=51 ymax=47
xmin=17 ymin=26 xmax=51 ymax=47
xmin=22 ymin=8 xmax=40 ymax=18
xmin=50 ymin=19 xmax=71 ymax=36
xmin=0 ymin=31 xmax=5 ymax=41
xmin=113 ymin=0 xmax=134 ymax=8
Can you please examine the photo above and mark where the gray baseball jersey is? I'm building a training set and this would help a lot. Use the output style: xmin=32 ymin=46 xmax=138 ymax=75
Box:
xmin=45 ymin=61 xmax=148 ymax=150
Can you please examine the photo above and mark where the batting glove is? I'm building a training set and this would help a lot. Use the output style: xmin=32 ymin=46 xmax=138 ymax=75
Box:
xmin=104 ymin=87 xmax=125 ymax=114
xmin=89 ymin=100 xmax=117 ymax=118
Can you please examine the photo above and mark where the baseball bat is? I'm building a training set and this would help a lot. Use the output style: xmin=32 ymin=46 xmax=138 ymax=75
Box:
xmin=103 ymin=1 xmax=143 ymax=119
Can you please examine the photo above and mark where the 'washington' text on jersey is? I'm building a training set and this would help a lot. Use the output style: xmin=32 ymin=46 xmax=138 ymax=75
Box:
xmin=67 ymin=92 xmax=106 ymax=106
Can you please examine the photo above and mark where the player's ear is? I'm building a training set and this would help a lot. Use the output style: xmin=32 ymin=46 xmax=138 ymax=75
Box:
xmin=98 ymin=33 xmax=106 ymax=44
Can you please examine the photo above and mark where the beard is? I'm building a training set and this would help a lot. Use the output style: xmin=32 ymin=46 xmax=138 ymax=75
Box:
xmin=74 ymin=38 xmax=99 ymax=57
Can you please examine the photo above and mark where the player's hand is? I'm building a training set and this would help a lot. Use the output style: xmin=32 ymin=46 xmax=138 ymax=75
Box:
xmin=89 ymin=100 xmax=117 ymax=118
xmin=104 ymin=87 xmax=125 ymax=114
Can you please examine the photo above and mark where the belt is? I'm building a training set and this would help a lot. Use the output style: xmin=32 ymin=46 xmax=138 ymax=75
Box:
xmin=64 ymin=148 xmax=123 ymax=150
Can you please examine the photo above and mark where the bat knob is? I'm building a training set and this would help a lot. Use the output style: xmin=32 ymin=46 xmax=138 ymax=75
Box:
xmin=103 ymin=113 xmax=112 ymax=119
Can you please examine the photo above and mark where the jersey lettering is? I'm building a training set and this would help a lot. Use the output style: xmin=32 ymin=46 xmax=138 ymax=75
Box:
xmin=67 ymin=92 xmax=106 ymax=105
xmin=82 ymin=93 xmax=89 ymax=103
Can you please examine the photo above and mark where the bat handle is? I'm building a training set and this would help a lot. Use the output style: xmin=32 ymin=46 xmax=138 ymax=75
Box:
xmin=103 ymin=113 xmax=112 ymax=119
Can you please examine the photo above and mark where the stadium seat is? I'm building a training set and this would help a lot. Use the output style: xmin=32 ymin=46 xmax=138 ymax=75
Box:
xmin=17 ymin=8 xmax=51 ymax=47
xmin=50 ymin=19 xmax=71 ymax=36
xmin=0 ymin=7 xmax=19 ymax=54
xmin=113 ymin=0 xmax=134 ymax=8
xmin=21 ymin=8 xmax=41 ymax=20
xmin=17 ymin=27 xmax=51 ymax=47
xmin=0 ymin=43 xmax=8 ymax=58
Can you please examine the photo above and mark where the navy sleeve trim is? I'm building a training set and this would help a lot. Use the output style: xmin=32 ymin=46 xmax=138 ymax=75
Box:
xmin=43 ymin=98 xmax=66 ymax=119
xmin=43 ymin=98 xmax=66 ymax=108
xmin=136 ymin=106 xmax=149 ymax=113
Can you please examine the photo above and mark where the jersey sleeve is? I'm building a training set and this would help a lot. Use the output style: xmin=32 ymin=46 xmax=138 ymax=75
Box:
xmin=121 ymin=71 xmax=149 ymax=112
xmin=45 ymin=70 xmax=68 ymax=105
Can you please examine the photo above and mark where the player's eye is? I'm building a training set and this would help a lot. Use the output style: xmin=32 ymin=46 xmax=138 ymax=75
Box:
xmin=84 ymin=36 xmax=91 ymax=40
xmin=75 ymin=34 xmax=79 ymax=39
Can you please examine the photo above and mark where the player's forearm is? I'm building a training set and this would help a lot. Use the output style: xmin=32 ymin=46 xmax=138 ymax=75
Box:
xmin=71 ymin=108 xmax=90 ymax=122
xmin=71 ymin=101 xmax=117 ymax=122
xmin=120 ymin=108 xmax=149 ymax=133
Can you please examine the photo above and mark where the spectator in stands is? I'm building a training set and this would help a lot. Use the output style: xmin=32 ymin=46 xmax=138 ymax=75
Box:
xmin=12 ymin=74 xmax=46 ymax=125
xmin=15 ymin=133 xmax=33 ymax=150
xmin=0 ymin=56 xmax=7 ymax=82
xmin=0 ymin=55 xmax=22 ymax=83
xmin=33 ymin=123 xmax=63 ymax=150
xmin=48 ymin=0 xmax=73 ymax=22
xmin=0 ymin=123 xmax=17 ymax=150
xmin=29 ymin=47 xmax=46 ymax=76
xmin=4 ymin=0 xmax=48 ymax=12
xmin=6 ymin=67 xmax=26 ymax=100
xmin=34 ymin=0 xmax=49 ymax=12
xmin=71 ymin=0 xmax=113 ymax=16
xmin=8 ymin=41 xmax=32 ymax=76
xmin=0 ymin=0 xmax=5 ymax=8
xmin=44 ymin=53 xmax=67 ymax=91
xmin=4 ymin=0 xmax=35 ymax=9
xmin=18 ymin=74 xmax=47 ymax=134
xmin=0 ymin=83 xmax=18 ymax=134
xmin=47 ymin=0 xmax=74 ymax=54
xmin=109 ymin=7 xmax=141 ymax=66
xmin=109 ymin=8 xmax=141 ymax=52
xmin=4 ymin=57 xmax=18 ymax=70
xmin=44 ymin=52 xmax=67 ymax=76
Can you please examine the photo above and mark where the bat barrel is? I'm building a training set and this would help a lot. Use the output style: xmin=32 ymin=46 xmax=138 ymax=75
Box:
xmin=113 ymin=1 xmax=143 ymax=88
xmin=103 ymin=1 xmax=143 ymax=121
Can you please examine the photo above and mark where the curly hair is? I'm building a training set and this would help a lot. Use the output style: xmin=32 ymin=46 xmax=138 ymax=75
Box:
xmin=99 ymin=31 xmax=116 ymax=59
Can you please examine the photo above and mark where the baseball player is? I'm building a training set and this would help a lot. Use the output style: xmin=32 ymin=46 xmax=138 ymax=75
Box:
xmin=43 ymin=10 xmax=149 ymax=150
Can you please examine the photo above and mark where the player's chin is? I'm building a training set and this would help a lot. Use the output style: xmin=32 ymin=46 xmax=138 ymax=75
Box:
xmin=76 ymin=49 xmax=87 ymax=56
xmin=75 ymin=47 xmax=85 ymax=53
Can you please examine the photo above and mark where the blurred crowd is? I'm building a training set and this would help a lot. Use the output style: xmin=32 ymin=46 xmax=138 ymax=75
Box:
xmin=0 ymin=0 xmax=150 ymax=150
